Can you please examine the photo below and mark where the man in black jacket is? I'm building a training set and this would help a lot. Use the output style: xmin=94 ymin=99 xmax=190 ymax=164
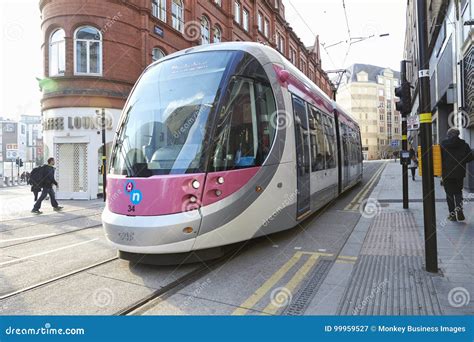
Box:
xmin=441 ymin=128 xmax=474 ymax=221
xmin=31 ymin=158 xmax=63 ymax=214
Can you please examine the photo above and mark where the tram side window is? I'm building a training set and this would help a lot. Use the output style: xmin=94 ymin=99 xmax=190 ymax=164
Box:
xmin=322 ymin=114 xmax=337 ymax=169
xmin=308 ymin=105 xmax=326 ymax=172
xmin=341 ymin=123 xmax=350 ymax=167
xmin=210 ymin=77 xmax=276 ymax=171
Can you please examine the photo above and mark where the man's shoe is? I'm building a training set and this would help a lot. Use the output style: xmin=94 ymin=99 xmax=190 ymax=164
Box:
xmin=54 ymin=206 xmax=64 ymax=211
xmin=447 ymin=214 xmax=457 ymax=222
xmin=456 ymin=211 xmax=466 ymax=222
xmin=31 ymin=209 xmax=43 ymax=214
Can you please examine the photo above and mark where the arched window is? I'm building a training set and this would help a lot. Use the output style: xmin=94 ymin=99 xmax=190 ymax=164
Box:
xmin=201 ymin=16 xmax=210 ymax=45
xmin=152 ymin=48 xmax=166 ymax=62
xmin=74 ymin=26 xmax=102 ymax=75
xmin=172 ymin=0 xmax=184 ymax=32
xmin=213 ymin=26 xmax=222 ymax=43
xmin=49 ymin=29 xmax=66 ymax=76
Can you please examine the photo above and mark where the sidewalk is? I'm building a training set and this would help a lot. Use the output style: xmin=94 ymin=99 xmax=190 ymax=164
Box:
xmin=307 ymin=161 xmax=473 ymax=315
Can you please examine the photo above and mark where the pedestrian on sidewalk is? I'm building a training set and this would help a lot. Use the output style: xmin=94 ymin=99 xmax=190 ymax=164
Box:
xmin=408 ymin=151 xmax=418 ymax=181
xmin=441 ymin=128 xmax=474 ymax=221
xmin=31 ymin=158 xmax=63 ymax=214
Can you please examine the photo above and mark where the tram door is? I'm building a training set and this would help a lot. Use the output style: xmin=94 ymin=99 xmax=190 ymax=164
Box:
xmin=292 ymin=96 xmax=311 ymax=219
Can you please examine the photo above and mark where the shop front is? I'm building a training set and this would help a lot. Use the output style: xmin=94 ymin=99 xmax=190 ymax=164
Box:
xmin=42 ymin=107 xmax=120 ymax=200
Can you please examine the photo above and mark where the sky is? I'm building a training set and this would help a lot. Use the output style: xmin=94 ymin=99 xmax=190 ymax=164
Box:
xmin=0 ymin=0 xmax=407 ymax=121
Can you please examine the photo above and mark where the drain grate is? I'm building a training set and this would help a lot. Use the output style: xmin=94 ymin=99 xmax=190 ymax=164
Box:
xmin=283 ymin=260 xmax=333 ymax=315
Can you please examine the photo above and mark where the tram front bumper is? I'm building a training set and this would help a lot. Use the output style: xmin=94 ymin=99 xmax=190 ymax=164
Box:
xmin=101 ymin=207 xmax=201 ymax=254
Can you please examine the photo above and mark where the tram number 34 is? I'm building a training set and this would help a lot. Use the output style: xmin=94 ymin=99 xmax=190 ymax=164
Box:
xmin=128 ymin=205 xmax=136 ymax=213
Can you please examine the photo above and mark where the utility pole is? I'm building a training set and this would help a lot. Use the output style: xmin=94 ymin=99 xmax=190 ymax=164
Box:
xmin=416 ymin=0 xmax=438 ymax=273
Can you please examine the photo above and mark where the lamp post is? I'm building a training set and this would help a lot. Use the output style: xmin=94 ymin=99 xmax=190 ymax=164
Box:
xmin=97 ymin=109 xmax=107 ymax=202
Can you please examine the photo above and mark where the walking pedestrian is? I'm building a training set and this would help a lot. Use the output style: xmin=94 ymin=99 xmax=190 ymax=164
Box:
xmin=31 ymin=158 xmax=63 ymax=214
xmin=440 ymin=128 xmax=474 ymax=221
xmin=408 ymin=154 xmax=418 ymax=181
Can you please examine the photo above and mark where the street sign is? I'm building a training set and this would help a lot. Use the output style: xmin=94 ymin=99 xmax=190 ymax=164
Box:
xmin=391 ymin=140 xmax=399 ymax=147
xmin=6 ymin=149 xmax=18 ymax=161
xmin=407 ymin=115 xmax=420 ymax=131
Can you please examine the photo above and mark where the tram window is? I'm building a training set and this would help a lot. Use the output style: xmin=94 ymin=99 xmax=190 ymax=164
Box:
xmin=308 ymin=106 xmax=325 ymax=171
xmin=322 ymin=114 xmax=337 ymax=169
xmin=210 ymin=77 xmax=276 ymax=171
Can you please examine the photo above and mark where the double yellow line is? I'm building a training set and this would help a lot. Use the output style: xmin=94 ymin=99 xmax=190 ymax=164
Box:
xmin=344 ymin=162 xmax=387 ymax=211
xmin=232 ymin=251 xmax=333 ymax=315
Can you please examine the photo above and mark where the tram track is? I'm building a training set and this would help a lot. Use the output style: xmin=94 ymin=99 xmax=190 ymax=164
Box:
xmin=0 ymin=223 xmax=103 ymax=249
xmin=0 ymin=257 xmax=119 ymax=301
xmin=0 ymin=207 xmax=104 ymax=231
xmin=115 ymin=246 xmax=249 ymax=316
xmin=1 ymin=212 xmax=102 ymax=234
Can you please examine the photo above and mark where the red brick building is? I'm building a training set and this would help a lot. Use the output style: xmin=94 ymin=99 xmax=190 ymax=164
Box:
xmin=39 ymin=0 xmax=334 ymax=200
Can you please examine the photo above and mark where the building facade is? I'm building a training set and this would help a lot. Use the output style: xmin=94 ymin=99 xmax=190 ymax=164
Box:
xmin=403 ymin=0 xmax=473 ymax=191
xmin=39 ymin=0 xmax=335 ymax=200
xmin=337 ymin=64 xmax=402 ymax=160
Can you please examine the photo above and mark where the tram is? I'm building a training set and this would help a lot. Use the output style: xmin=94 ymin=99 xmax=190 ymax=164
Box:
xmin=102 ymin=42 xmax=363 ymax=264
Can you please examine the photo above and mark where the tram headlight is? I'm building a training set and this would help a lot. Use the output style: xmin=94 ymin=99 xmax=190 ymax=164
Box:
xmin=215 ymin=190 xmax=223 ymax=197
xmin=192 ymin=180 xmax=200 ymax=189
xmin=217 ymin=177 xmax=225 ymax=185
xmin=189 ymin=196 xmax=198 ymax=203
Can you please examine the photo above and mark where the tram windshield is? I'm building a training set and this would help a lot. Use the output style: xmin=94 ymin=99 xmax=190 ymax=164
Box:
xmin=111 ymin=50 xmax=276 ymax=177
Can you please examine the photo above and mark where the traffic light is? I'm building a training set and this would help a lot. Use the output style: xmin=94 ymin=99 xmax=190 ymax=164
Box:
xmin=19 ymin=159 xmax=23 ymax=168
xmin=15 ymin=157 xmax=19 ymax=166
xmin=395 ymin=81 xmax=412 ymax=115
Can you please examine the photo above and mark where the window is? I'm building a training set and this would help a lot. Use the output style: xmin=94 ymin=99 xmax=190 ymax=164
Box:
xmin=152 ymin=0 xmax=166 ymax=22
xmin=172 ymin=0 xmax=184 ymax=32
xmin=74 ymin=26 xmax=102 ymax=75
xmin=214 ymin=0 xmax=222 ymax=6
xmin=290 ymin=48 xmax=296 ymax=64
xmin=243 ymin=9 xmax=249 ymax=31
xmin=213 ymin=26 xmax=222 ymax=43
xmin=210 ymin=77 xmax=276 ymax=171
xmin=264 ymin=19 xmax=269 ymax=37
xmin=201 ymin=16 xmax=210 ymax=44
xmin=378 ymin=89 xmax=384 ymax=97
xmin=322 ymin=114 xmax=336 ymax=169
xmin=380 ymin=126 xmax=384 ymax=133
xmin=49 ymin=29 xmax=65 ymax=76
xmin=276 ymin=34 xmax=285 ymax=53
xmin=258 ymin=13 xmax=263 ymax=32
xmin=111 ymin=51 xmax=236 ymax=176
xmin=308 ymin=106 xmax=326 ymax=171
xmin=234 ymin=2 xmax=241 ymax=24
xmin=152 ymin=48 xmax=166 ymax=62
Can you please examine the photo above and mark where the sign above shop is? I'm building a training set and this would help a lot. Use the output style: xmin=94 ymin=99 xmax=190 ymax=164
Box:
xmin=43 ymin=115 xmax=113 ymax=131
